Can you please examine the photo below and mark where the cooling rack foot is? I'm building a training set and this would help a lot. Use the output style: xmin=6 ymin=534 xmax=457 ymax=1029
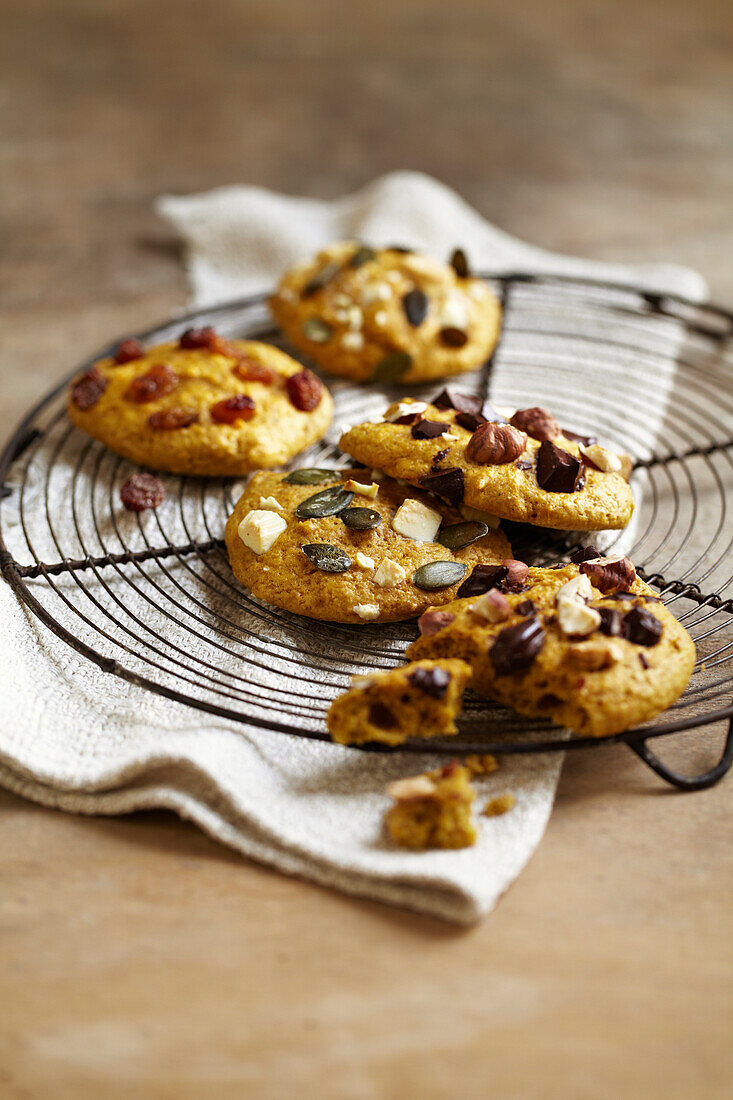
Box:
xmin=628 ymin=719 xmax=733 ymax=790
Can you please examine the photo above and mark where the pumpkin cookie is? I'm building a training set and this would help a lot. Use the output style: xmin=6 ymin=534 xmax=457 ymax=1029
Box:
xmin=339 ymin=392 xmax=634 ymax=531
xmin=385 ymin=762 xmax=477 ymax=850
xmin=68 ymin=328 xmax=333 ymax=476
xmin=270 ymin=241 xmax=501 ymax=384
xmin=408 ymin=551 xmax=696 ymax=737
xmin=327 ymin=659 xmax=472 ymax=746
xmin=224 ymin=468 xmax=514 ymax=623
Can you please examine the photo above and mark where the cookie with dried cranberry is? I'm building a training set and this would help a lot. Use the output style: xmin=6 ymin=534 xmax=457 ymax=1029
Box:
xmin=67 ymin=331 xmax=333 ymax=476
xmin=339 ymin=394 xmax=634 ymax=531
xmin=327 ymin=659 xmax=472 ymax=746
xmin=224 ymin=468 xmax=513 ymax=624
xmin=407 ymin=557 xmax=695 ymax=737
xmin=270 ymin=241 xmax=502 ymax=384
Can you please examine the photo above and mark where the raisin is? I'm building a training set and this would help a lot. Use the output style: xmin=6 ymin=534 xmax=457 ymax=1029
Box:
xmin=286 ymin=369 xmax=323 ymax=411
xmin=71 ymin=367 xmax=107 ymax=410
xmin=211 ymin=394 xmax=256 ymax=424
xmin=113 ymin=338 xmax=144 ymax=364
xmin=126 ymin=363 xmax=178 ymax=403
xmin=178 ymin=326 xmax=222 ymax=350
xmin=120 ymin=473 xmax=166 ymax=512
xmin=233 ymin=358 xmax=275 ymax=384
xmin=148 ymin=407 xmax=198 ymax=430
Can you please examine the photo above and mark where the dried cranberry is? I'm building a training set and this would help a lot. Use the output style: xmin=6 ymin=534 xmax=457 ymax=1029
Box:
xmin=286 ymin=369 xmax=323 ymax=411
xmin=126 ymin=363 xmax=178 ymax=404
xmin=119 ymin=473 xmax=166 ymax=512
xmin=233 ymin=358 xmax=275 ymax=385
xmin=113 ymin=338 xmax=144 ymax=364
xmin=148 ymin=407 xmax=198 ymax=430
xmin=71 ymin=367 xmax=107 ymax=410
xmin=211 ymin=394 xmax=256 ymax=424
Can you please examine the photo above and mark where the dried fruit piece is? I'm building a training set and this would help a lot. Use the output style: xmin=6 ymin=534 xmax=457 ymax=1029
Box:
xmin=286 ymin=369 xmax=323 ymax=411
xmin=147 ymin=407 xmax=198 ymax=430
xmin=412 ymin=561 xmax=468 ymax=590
xmin=119 ymin=473 xmax=166 ymax=512
xmin=437 ymin=521 xmax=489 ymax=551
xmin=113 ymin=338 xmax=144 ymax=364
xmin=490 ymin=616 xmax=545 ymax=676
xmin=438 ymin=327 xmax=468 ymax=348
xmin=71 ymin=367 xmax=107 ymax=410
xmin=402 ymin=288 xmax=429 ymax=326
xmin=449 ymin=247 xmax=470 ymax=278
xmin=624 ymin=606 xmax=663 ymax=646
xmin=417 ymin=609 xmax=455 ymax=636
xmin=126 ymin=363 xmax=178 ymax=404
xmin=509 ymin=407 xmax=560 ymax=442
xmin=210 ymin=394 xmax=256 ymax=424
xmin=283 ymin=468 xmax=338 ymax=486
xmin=178 ymin=326 xmax=225 ymax=351
xmin=301 ymin=543 xmax=352 ymax=573
xmin=372 ymin=351 xmax=412 ymax=384
xmin=301 ymin=317 xmax=334 ymax=343
xmin=233 ymin=358 xmax=275 ymax=384
xmin=411 ymin=419 xmax=449 ymax=440
xmin=341 ymin=507 xmax=382 ymax=530
xmin=418 ymin=466 xmax=464 ymax=505
xmin=536 ymin=441 xmax=584 ymax=493
xmin=466 ymin=422 xmax=527 ymax=465
xmin=408 ymin=665 xmax=451 ymax=698
xmin=295 ymin=486 xmax=353 ymax=519
xmin=579 ymin=555 xmax=636 ymax=593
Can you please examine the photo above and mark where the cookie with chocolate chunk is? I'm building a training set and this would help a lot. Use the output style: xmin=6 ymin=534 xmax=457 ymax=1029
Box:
xmin=68 ymin=330 xmax=332 ymax=476
xmin=385 ymin=762 xmax=477 ymax=850
xmin=339 ymin=393 xmax=634 ymax=531
xmin=407 ymin=556 xmax=695 ymax=737
xmin=224 ymin=469 xmax=513 ymax=624
xmin=270 ymin=241 xmax=501 ymax=384
xmin=327 ymin=659 xmax=472 ymax=746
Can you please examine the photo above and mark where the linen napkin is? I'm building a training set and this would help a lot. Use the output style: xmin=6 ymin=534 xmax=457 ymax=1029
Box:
xmin=0 ymin=172 xmax=705 ymax=924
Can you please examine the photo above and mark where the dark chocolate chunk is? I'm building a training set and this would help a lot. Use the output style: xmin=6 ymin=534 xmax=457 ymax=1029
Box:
xmin=412 ymin=560 xmax=468 ymax=590
xmin=514 ymin=459 xmax=534 ymax=471
xmin=456 ymin=564 xmax=508 ymax=599
xmin=601 ymin=591 xmax=661 ymax=603
xmin=536 ymin=441 xmax=584 ymax=493
xmin=301 ymin=543 xmax=352 ymax=572
xmin=598 ymin=607 xmax=624 ymax=636
xmin=515 ymin=599 xmax=536 ymax=616
xmin=411 ymin=419 xmax=450 ymax=440
xmin=624 ymin=606 xmax=663 ymax=646
xmin=296 ymin=486 xmax=353 ymax=519
xmin=431 ymin=447 xmax=450 ymax=468
xmin=432 ymin=389 xmax=484 ymax=416
xmin=639 ymin=652 xmax=650 ymax=669
xmin=563 ymin=429 xmax=597 ymax=447
xmin=437 ymin=521 xmax=489 ymax=551
xmin=570 ymin=545 xmax=599 ymax=563
xmin=408 ymin=665 xmax=451 ymax=698
xmin=418 ymin=466 xmax=464 ymax=505
xmin=449 ymin=247 xmax=470 ymax=278
xmin=340 ymin=507 xmax=382 ymax=530
xmin=393 ymin=411 xmax=421 ymax=426
xmin=402 ymin=288 xmax=429 ymax=326
xmin=455 ymin=411 xmax=486 ymax=432
xmin=385 ymin=245 xmax=412 ymax=254
xmin=438 ymin=327 xmax=469 ymax=348
xmin=490 ymin=616 xmax=546 ymax=676
xmin=368 ymin=702 xmax=397 ymax=730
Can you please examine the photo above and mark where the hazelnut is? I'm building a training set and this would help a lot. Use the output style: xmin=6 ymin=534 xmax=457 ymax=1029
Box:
xmin=466 ymin=422 xmax=527 ymax=465
xmin=471 ymin=589 xmax=511 ymax=623
xmin=510 ymin=407 xmax=561 ymax=441
xmin=568 ymin=639 xmax=624 ymax=670
xmin=557 ymin=599 xmax=602 ymax=637
xmin=417 ymin=609 xmax=455 ymax=637
xmin=579 ymin=555 xmax=636 ymax=593
xmin=501 ymin=559 xmax=530 ymax=589
xmin=387 ymin=774 xmax=437 ymax=801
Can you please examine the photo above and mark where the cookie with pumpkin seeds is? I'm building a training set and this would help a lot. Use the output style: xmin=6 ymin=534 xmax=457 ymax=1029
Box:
xmin=224 ymin=469 xmax=513 ymax=624
xmin=68 ymin=329 xmax=333 ymax=476
xmin=269 ymin=240 xmax=502 ymax=384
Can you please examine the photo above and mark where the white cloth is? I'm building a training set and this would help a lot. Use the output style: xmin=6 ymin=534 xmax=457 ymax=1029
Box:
xmin=0 ymin=172 xmax=705 ymax=923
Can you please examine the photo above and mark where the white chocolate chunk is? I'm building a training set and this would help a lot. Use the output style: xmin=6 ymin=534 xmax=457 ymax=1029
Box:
xmin=354 ymin=551 xmax=376 ymax=570
xmin=258 ymin=495 xmax=284 ymax=513
xmin=439 ymin=291 xmax=469 ymax=329
xmin=237 ymin=509 xmax=287 ymax=554
xmin=278 ymin=286 xmax=298 ymax=303
xmin=579 ymin=443 xmax=623 ymax=474
xmin=373 ymin=309 xmax=388 ymax=327
xmin=370 ymin=469 xmax=385 ymax=481
xmin=353 ymin=603 xmax=380 ymax=621
xmin=341 ymin=331 xmax=364 ymax=351
xmin=556 ymin=574 xmax=595 ymax=603
xmin=557 ymin=599 xmax=602 ymax=637
xmin=332 ymin=292 xmax=351 ymax=309
xmin=373 ymin=557 xmax=407 ymax=588
xmin=344 ymin=479 xmax=379 ymax=499
xmin=388 ymin=400 xmax=428 ymax=422
xmin=361 ymin=281 xmax=392 ymax=305
xmin=392 ymin=498 xmax=442 ymax=543
xmin=346 ymin=305 xmax=363 ymax=330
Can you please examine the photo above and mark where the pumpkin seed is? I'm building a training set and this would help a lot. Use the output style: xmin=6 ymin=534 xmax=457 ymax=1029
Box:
xmin=371 ymin=351 xmax=412 ymax=384
xmin=412 ymin=560 xmax=468 ymax=590
xmin=402 ymin=288 xmax=429 ymax=326
xmin=302 ymin=261 xmax=341 ymax=296
xmin=301 ymin=543 xmax=352 ymax=572
xmin=349 ymin=245 xmax=377 ymax=268
xmin=301 ymin=317 xmax=334 ymax=343
xmin=437 ymin=521 xmax=489 ymax=550
xmin=295 ymin=486 xmax=354 ymax=519
xmin=341 ymin=507 xmax=382 ymax=530
xmin=449 ymin=247 xmax=470 ymax=278
xmin=284 ymin=467 xmax=339 ymax=486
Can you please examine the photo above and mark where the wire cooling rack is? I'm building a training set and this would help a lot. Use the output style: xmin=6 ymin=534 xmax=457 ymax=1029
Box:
xmin=1 ymin=274 xmax=732 ymax=790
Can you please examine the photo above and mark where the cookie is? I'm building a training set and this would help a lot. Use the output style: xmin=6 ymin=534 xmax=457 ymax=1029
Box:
xmin=339 ymin=392 xmax=634 ymax=531
xmin=68 ymin=328 xmax=333 ymax=476
xmin=224 ymin=468 xmax=514 ymax=623
xmin=270 ymin=241 xmax=501 ymax=385
xmin=385 ymin=762 xmax=477 ymax=850
xmin=327 ymin=659 xmax=472 ymax=746
xmin=407 ymin=553 xmax=696 ymax=737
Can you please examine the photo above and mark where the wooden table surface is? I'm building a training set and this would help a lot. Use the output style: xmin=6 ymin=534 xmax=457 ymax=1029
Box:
xmin=1 ymin=1 xmax=732 ymax=1096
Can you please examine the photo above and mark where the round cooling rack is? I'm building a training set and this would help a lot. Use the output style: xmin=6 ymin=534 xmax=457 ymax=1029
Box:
xmin=1 ymin=273 xmax=732 ymax=790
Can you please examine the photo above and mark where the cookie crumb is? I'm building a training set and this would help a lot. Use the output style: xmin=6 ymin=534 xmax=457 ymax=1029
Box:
xmin=465 ymin=754 xmax=499 ymax=776
xmin=483 ymin=792 xmax=515 ymax=817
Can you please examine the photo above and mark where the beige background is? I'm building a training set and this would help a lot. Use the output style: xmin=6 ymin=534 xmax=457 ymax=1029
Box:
xmin=1 ymin=1 xmax=732 ymax=1096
